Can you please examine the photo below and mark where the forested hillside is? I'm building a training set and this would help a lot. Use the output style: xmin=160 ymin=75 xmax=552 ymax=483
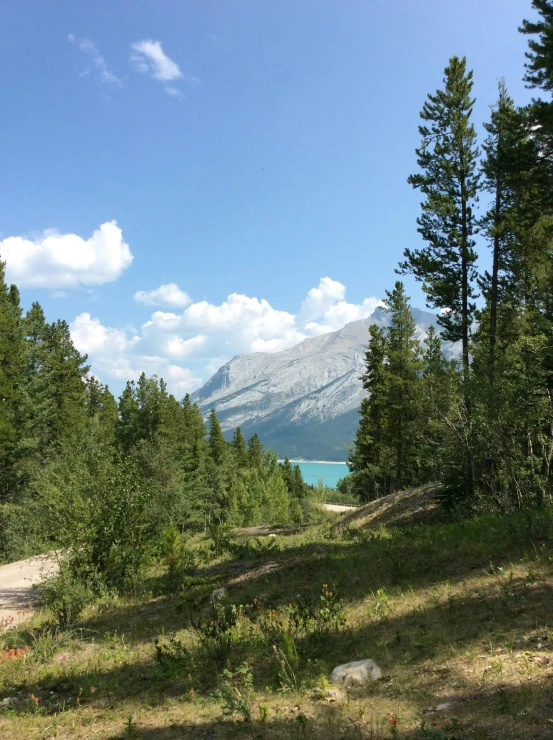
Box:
xmin=0 ymin=274 xmax=312 ymax=571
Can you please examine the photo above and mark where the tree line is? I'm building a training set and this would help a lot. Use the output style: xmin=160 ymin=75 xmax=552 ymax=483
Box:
xmin=0 ymin=279 xmax=311 ymax=564
xmin=348 ymin=1 xmax=553 ymax=512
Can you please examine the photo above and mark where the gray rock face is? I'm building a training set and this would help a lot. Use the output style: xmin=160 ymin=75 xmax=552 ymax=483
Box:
xmin=192 ymin=308 xmax=454 ymax=461
xmin=330 ymin=659 xmax=382 ymax=685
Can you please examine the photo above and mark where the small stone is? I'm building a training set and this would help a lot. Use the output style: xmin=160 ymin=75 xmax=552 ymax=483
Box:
xmin=209 ymin=587 xmax=227 ymax=604
xmin=1 ymin=698 xmax=12 ymax=706
xmin=539 ymin=656 xmax=550 ymax=666
xmin=330 ymin=659 xmax=382 ymax=686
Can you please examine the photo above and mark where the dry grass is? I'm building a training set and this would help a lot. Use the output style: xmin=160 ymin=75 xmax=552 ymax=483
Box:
xmin=1 ymin=496 xmax=553 ymax=739
xmin=336 ymin=484 xmax=443 ymax=531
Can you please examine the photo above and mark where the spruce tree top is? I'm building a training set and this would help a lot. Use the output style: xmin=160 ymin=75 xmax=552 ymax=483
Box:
xmin=521 ymin=1 xmax=553 ymax=93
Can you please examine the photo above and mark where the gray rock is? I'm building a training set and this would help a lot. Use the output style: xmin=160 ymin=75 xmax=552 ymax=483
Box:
xmin=209 ymin=587 xmax=227 ymax=604
xmin=330 ymin=659 xmax=382 ymax=686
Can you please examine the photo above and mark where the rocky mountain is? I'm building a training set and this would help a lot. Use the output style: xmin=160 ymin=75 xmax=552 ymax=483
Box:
xmin=191 ymin=308 xmax=449 ymax=461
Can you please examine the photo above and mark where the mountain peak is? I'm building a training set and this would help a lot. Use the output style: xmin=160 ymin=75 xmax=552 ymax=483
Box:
xmin=191 ymin=307 xmax=444 ymax=460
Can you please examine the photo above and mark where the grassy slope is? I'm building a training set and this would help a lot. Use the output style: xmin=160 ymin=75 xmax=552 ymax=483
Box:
xmin=2 ymin=497 xmax=553 ymax=738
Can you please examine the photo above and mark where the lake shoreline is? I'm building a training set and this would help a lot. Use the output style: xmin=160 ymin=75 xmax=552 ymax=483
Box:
xmin=278 ymin=459 xmax=348 ymax=465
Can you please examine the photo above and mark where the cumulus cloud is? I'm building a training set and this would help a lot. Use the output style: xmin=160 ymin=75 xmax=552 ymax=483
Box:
xmin=1 ymin=221 xmax=133 ymax=289
xmin=70 ymin=313 xmax=201 ymax=393
xmin=297 ymin=277 xmax=345 ymax=325
xmin=134 ymin=283 xmax=191 ymax=308
xmin=73 ymin=277 xmax=382 ymax=396
xmin=69 ymin=35 xmax=121 ymax=86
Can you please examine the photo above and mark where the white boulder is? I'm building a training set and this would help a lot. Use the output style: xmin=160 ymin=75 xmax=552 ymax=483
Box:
xmin=330 ymin=659 xmax=382 ymax=686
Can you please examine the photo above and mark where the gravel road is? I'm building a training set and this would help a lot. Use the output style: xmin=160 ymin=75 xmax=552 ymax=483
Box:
xmin=0 ymin=554 xmax=58 ymax=628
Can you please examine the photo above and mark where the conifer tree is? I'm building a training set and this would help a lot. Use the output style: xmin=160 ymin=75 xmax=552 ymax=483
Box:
xmin=399 ymin=56 xmax=479 ymax=380
xmin=0 ymin=264 xmax=23 ymax=498
xmin=43 ymin=320 xmax=89 ymax=445
xmin=383 ymin=282 xmax=423 ymax=490
xmin=231 ymin=427 xmax=249 ymax=469
xmin=208 ymin=408 xmax=227 ymax=465
xmin=85 ymin=377 xmax=118 ymax=438
xmin=348 ymin=325 xmax=388 ymax=500
xmin=117 ymin=381 xmax=140 ymax=451
xmin=479 ymin=82 xmax=536 ymax=379
xmin=520 ymin=0 xmax=553 ymax=150
xmin=419 ymin=326 xmax=459 ymax=482
xmin=247 ymin=433 xmax=264 ymax=469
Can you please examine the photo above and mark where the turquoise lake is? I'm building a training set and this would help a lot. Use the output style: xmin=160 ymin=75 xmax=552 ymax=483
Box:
xmin=292 ymin=461 xmax=349 ymax=488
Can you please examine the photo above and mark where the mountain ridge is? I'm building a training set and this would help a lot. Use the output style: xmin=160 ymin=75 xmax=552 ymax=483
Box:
xmin=191 ymin=307 xmax=448 ymax=461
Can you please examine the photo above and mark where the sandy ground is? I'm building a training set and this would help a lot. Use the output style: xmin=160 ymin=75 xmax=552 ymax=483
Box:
xmin=0 ymin=554 xmax=58 ymax=628
xmin=323 ymin=503 xmax=359 ymax=513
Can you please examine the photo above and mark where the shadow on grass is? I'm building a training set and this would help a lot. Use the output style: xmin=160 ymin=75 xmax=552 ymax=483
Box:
xmin=99 ymin=674 xmax=553 ymax=739
xmin=5 ymin=508 xmax=553 ymax=740
xmin=49 ymin=505 xmax=553 ymax=656
xmin=7 ymin=576 xmax=553 ymax=727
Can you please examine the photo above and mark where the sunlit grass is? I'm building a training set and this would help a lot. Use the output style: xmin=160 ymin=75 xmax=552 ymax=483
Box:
xmin=1 ymin=503 xmax=553 ymax=738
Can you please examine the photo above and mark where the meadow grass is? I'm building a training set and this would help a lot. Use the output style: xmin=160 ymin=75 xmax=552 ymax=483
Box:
xmin=1 ymin=504 xmax=553 ymax=738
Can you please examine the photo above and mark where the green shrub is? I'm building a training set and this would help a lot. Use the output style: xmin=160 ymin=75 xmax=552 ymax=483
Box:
xmin=162 ymin=523 xmax=197 ymax=594
xmin=191 ymin=601 xmax=241 ymax=669
xmin=154 ymin=636 xmax=189 ymax=672
xmin=33 ymin=431 xmax=166 ymax=594
xmin=215 ymin=662 xmax=254 ymax=725
xmin=37 ymin=567 xmax=94 ymax=628
xmin=228 ymin=536 xmax=280 ymax=560
xmin=208 ymin=522 xmax=234 ymax=557
xmin=290 ymin=582 xmax=346 ymax=638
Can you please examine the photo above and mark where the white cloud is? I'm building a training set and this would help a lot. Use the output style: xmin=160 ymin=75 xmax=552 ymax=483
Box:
xmin=134 ymin=283 xmax=191 ymax=308
xmin=1 ymin=221 xmax=133 ymax=290
xmin=297 ymin=276 xmax=345 ymax=325
xmin=72 ymin=277 xmax=381 ymax=396
xmin=69 ymin=35 xmax=121 ymax=86
xmin=130 ymin=40 xmax=186 ymax=95
xmin=70 ymin=312 xmax=201 ymax=394
xmin=130 ymin=40 xmax=199 ymax=96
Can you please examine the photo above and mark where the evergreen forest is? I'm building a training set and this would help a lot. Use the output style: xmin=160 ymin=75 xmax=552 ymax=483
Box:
xmin=348 ymin=2 xmax=553 ymax=514
xmin=0 ymin=274 xmax=314 ymax=575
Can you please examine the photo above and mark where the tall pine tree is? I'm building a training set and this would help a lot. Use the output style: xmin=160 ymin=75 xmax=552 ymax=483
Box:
xmin=399 ymin=56 xmax=479 ymax=381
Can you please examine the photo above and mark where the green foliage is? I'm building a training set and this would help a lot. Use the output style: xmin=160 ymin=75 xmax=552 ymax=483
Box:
xmin=162 ymin=524 xmax=197 ymax=594
xmin=191 ymin=601 xmax=242 ymax=669
xmin=349 ymin=283 xmax=431 ymax=500
xmin=37 ymin=566 xmax=95 ymax=629
xmin=215 ymin=662 xmax=254 ymax=726
xmin=289 ymin=582 xmax=346 ymax=638
xmin=34 ymin=426 xmax=168 ymax=594
xmin=153 ymin=635 xmax=189 ymax=672
xmin=400 ymin=55 xmax=479 ymax=375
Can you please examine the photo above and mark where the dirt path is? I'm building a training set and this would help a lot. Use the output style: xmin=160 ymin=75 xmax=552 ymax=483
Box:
xmin=323 ymin=503 xmax=359 ymax=513
xmin=0 ymin=554 xmax=58 ymax=628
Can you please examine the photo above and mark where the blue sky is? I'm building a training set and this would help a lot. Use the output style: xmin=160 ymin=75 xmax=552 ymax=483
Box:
xmin=0 ymin=0 xmax=535 ymax=396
